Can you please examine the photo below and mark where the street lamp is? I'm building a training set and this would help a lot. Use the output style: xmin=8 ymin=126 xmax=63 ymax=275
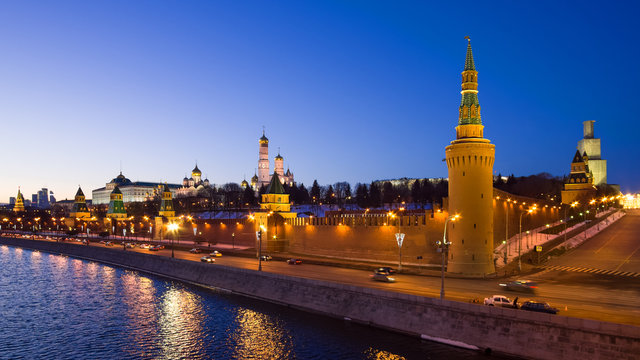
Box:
xmin=256 ymin=224 xmax=266 ymax=271
xmin=518 ymin=208 xmax=534 ymax=272
xmin=168 ymin=222 xmax=179 ymax=258
xmin=439 ymin=214 xmax=459 ymax=300
xmin=389 ymin=212 xmax=405 ymax=271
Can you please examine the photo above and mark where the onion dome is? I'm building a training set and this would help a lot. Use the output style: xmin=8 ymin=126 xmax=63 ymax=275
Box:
xmin=275 ymin=153 xmax=283 ymax=160
xmin=192 ymin=164 xmax=202 ymax=176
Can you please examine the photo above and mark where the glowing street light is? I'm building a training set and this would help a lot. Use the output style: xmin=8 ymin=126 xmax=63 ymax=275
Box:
xmin=518 ymin=208 xmax=535 ymax=272
xmin=439 ymin=214 xmax=459 ymax=300
xmin=168 ymin=222 xmax=179 ymax=258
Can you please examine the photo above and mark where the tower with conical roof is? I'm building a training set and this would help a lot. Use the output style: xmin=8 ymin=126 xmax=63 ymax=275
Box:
xmin=445 ymin=38 xmax=496 ymax=276
xmin=13 ymin=188 xmax=25 ymax=212
xmin=561 ymin=150 xmax=596 ymax=204
xmin=260 ymin=172 xmax=290 ymax=212
xmin=70 ymin=186 xmax=91 ymax=219
xmin=106 ymin=186 xmax=127 ymax=219
xmin=158 ymin=184 xmax=176 ymax=218
xmin=258 ymin=130 xmax=270 ymax=188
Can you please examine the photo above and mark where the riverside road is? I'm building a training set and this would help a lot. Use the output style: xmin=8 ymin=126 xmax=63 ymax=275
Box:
xmin=3 ymin=211 xmax=639 ymax=327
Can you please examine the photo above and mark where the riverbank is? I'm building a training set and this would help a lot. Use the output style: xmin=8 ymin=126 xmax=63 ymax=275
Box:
xmin=1 ymin=236 xmax=638 ymax=360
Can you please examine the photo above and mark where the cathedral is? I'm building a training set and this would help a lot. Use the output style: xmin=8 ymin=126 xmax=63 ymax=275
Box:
xmin=176 ymin=164 xmax=213 ymax=197
xmin=244 ymin=130 xmax=294 ymax=191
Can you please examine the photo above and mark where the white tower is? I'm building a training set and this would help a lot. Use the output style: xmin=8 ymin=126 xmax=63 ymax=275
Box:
xmin=577 ymin=120 xmax=607 ymax=185
xmin=258 ymin=130 xmax=270 ymax=188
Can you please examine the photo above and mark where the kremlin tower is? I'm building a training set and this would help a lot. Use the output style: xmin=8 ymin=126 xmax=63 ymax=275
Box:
xmin=445 ymin=38 xmax=496 ymax=276
xmin=13 ymin=188 xmax=25 ymax=212
xmin=69 ymin=187 xmax=91 ymax=219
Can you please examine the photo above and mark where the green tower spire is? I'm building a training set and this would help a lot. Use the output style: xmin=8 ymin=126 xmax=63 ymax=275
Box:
xmin=458 ymin=37 xmax=482 ymax=126
xmin=107 ymin=186 xmax=127 ymax=219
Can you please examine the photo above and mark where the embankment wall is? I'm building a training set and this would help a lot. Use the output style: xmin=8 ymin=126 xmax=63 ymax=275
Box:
xmin=0 ymin=237 xmax=637 ymax=360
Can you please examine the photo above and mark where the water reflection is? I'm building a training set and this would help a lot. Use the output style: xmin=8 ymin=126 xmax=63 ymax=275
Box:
xmin=230 ymin=308 xmax=293 ymax=359
xmin=364 ymin=347 xmax=406 ymax=360
xmin=158 ymin=286 xmax=206 ymax=359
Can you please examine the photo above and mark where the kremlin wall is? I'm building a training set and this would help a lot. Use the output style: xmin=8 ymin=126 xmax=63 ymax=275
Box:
xmin=159 ymin=187 xmax=560 ymax=273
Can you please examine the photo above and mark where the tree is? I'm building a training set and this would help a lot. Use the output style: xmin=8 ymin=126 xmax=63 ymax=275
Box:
xmin=421 ymin=179 xmax=434 ymax=207
xmin=411 ymin=180 xmax=421 ymax=207
xmin=310 ymin=180 xmax=321 ymax=204
xmin=355 ymin=183 xmax=369 ymax=208
xmin=382 ymin=181 xmax=395 ymax=206
xmin=324 ymin=185 xmax=335 ymax=204
xmin=369 ymin=182 xmax=381 ymax=208
xmin=242 ymin=186 xmax=257 ymax=207
xmin=298 ymin=183 xmax=310 ymax=204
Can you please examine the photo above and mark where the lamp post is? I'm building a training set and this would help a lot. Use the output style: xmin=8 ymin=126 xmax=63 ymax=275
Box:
xmin=256 ymin=226 xmax=265 ymax=271
xmin=168 ymin=223 xmax=179 ymax=258
xmin=389 ymin=212 xmax=405 ymax=271
xmin=564 ymin=201 xmax=578 ymax=243
xmin=440 ymin=214 xmax=459 ymax=300
xmin=518 ymin=208 xmax=534 ymax=272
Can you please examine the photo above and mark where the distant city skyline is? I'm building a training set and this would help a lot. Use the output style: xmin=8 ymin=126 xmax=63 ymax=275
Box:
xmin=1 ymin=1 xmax=638 ymax=201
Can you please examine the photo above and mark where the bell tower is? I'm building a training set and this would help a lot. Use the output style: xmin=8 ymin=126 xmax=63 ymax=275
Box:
xmin=258 ymin=129 xmax=270 ymax=188
xmin=445 ymin=37 xmax=496 ymax=276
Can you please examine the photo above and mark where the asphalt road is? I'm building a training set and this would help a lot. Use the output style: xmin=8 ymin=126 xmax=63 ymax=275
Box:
xmin=116 ymin=242 xmax=640 ymax=326
xmin=546 ymin=209 xmax=640 ymax=273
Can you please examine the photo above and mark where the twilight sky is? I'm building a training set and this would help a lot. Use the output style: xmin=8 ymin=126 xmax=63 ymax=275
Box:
xmin=0 ymin=1 xmax=638 ymax=202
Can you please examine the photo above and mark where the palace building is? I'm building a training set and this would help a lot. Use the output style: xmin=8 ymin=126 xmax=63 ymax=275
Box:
xmin=92 ymin=172 xmax=181 ymax=205
xmin=445 ymin=38 xmax=496 ymax=276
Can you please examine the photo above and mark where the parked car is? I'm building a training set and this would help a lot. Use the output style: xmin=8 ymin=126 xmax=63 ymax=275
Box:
xmin=139 ymin=244 xmax=150 ymax=249
xmin=520 ymin=301 xmax=559 ymax=314
xmin=499 ymin=280 xmax=538 ymax=293
xmin=375 ymin=267 xmax=396 ymax=274
xmin=371 ymin=270 xmax=395 ymax=283
xmin=125 ymin=243 xmax=135 ymax=249
xmin=105 ymin=241 xmax=114 ymax=247
xmin=149 ymin=245 xmax=161 ymax=251
xmin=210 ymin=251 xmax=222 ymax=257
xmin=200 ymin=256 xmax=215 ymax=263
xmin=260 ymin=255 xmax=272 ymax=261
xmin=483 ymin=295 xmax=516 ymax=308
xmin=287 ymin=258 xmax=302 ymax=265
xmin=190 ymin=248 xmax=202 ymax=254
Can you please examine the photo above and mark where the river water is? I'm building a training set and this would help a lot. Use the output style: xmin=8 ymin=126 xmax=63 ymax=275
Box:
xmin=0 ymin=245 xmax=511 ymax=359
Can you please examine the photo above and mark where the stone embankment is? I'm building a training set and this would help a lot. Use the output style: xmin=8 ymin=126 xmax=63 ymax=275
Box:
xmin=1 ymin=237 xmax=638 ymax=360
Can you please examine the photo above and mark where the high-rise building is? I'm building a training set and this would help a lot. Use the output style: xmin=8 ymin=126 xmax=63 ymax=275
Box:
xmin=445 ymin=38 xmax=496 ymax=276
xmin=577 ymin=120 xmax=607 ymax=185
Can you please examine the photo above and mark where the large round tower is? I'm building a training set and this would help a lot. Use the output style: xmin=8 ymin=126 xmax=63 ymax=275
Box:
xmin=445 ymin=38 xmax=496 ymax=276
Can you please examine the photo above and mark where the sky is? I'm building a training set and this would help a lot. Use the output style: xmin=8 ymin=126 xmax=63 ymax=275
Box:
xmin=0 ymin=0 xmax=638 ymax=202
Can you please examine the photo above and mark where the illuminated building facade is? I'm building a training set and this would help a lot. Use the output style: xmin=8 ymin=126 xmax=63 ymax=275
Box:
xmin=577 ymin=120 xmax=607 ymax=185
xmin=92 ymin=172 xmax=180 ymax=205
xmin=13 ymin=188 xmax=25 ymax=212
xmin=254 ymin=131 xmax=294 ymax=190
xmin=177 ymin=164 xmax=212 ymax=197
xmin=69 ymin=187 xmax=91 ymax=219
xmin=561 ymin=150 xmax=597 ymax=204
xmin=445 ymin=38 xmax=496 ymax=276
xmin=158 ymin=184 xmax=176 ymax=218
xmin=106 ymin=186 xmax=127 ymax=219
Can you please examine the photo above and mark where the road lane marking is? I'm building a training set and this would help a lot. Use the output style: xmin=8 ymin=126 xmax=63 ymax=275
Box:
xmin=614 ymin=243 xmax=640 ymax=272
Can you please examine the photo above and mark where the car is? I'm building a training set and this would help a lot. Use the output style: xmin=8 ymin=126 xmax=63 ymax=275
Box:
xmin=200 ymin=256 xmax=215 ymax=263
xmin=287 ymin=258 xmax=302 ymax=265
xmin=139 ymin=244 xmax=150 ymax=249
xmin=520 ymin=301 xmax=559 ymax=314
xmin=375 ymin=267 xmax=396 ymax=274
xmin=371 ymin=271 xmax=395 ymax=282
xmin=483 ymin=295 xmax=516 ymax=308
xmin=149 ymin=245 xmax=160 ymax=251
xmin=155 ymin=245 xmax=165 ymax=250
xmin=499 ymin=280 xmax=538 ymax=293
xmin=259 ymin=255 xmax=273 ymax=261
xmin=210 ymin=250 xmax=222 ymax=257
xmin=105 ymin=241 xmax=114 ymax=247
xmin=125 ymin=243 xmax=135 ymax=249
xmin=190 ymin=248 xmax=202 ymax=254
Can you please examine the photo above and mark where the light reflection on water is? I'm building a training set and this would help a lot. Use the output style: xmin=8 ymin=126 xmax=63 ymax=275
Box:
xmin=0 ymin=245 xmax=515 ymax=360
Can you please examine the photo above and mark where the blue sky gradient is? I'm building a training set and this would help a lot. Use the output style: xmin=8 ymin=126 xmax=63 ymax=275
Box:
xmin=0 ymin=1 xmax=637 ymax=201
